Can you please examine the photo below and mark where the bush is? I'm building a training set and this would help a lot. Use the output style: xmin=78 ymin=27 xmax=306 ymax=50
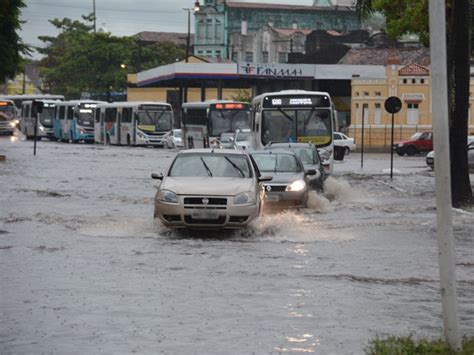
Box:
xmin=366 ymin=335 xmax=474 ymax=355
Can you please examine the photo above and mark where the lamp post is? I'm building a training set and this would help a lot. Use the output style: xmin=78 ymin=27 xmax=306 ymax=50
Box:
xmin=183 ymin=8 xmax=191 ymax=62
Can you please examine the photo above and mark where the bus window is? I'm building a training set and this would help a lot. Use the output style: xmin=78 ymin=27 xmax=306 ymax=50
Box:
xmin=297 ymin=109 xmax=331 ymax=144
xmin=67 ymin=106 xmax=74 ymax=120
xmin=77 ymin=107 xmax=94 ymax=127
xmin=261 ymin=109 xmax=296 ymax=145
xmin=121 ymin=107 xmax=132 ymax=123
xmin=209 ymin=109 xmax=250 ymax=136
xmin=105 ymin=108 xmax=117 ymax=122
xmin=95 ymin=108 xmax=101 ymax=123
xmin=137 ymin=108 xmax=172 ymax=130
xmin=59 ymin=106 xmax=65 ymax=120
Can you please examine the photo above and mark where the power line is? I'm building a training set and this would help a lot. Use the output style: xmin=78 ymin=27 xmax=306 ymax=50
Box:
xmin=25 ymin=1 xmax=183 ymax=14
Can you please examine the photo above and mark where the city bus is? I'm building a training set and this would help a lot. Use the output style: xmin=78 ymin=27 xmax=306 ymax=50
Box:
xmin=251 ymin=90 xmax=337 ymax=172
xmin=0 ymin=99 xmax=18 ymax=136
xmin=53 ymin=100 xmax=104 ymax=143
xmin=94 ymin=101 xmax=173 ymax=146
xmin=21 ymin=100 xmax=60 ymax=140
xmin=181 ymin=100 xmax=251 ymax=148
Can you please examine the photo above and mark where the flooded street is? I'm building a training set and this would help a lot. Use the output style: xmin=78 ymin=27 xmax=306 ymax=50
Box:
xmin=1 ymin=136 xmax=473 ymax=354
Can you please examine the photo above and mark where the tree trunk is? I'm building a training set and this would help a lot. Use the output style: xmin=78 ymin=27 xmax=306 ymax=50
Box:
xmin=449 ymin=0 xmax=473 ymax=207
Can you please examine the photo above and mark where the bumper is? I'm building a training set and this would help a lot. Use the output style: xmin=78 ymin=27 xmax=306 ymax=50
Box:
xmin=264 ymin=190 xmax=308 ymax=209
xmin=154 ymin=200 xmax=259 ymax=229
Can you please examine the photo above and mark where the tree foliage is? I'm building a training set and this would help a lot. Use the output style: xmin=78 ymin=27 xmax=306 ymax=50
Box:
xmin=0 ymin=0 xmax=28 ymax=81
xmin=37 ymin=15 xmax=185 ymax=99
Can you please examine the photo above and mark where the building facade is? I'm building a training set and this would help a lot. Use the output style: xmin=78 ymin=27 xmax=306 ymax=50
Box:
xmin=193 ymin=0 xmax=361 ymax=59
xmin=351 ymin=62 xmax=474 ymax=150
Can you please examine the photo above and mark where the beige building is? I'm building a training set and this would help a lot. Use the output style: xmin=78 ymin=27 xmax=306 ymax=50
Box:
xmin=350 ymin=60 xmax=474 ymax=151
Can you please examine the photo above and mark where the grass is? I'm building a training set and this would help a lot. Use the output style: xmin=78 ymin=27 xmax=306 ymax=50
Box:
xmin=365 ymin=335 xmax=474 ymax=355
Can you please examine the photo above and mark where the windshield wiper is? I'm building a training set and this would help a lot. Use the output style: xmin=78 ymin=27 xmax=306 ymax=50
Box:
xmin=224 ymin=156 xmax=244 ymax=177
xmin=200 ymin=157 xmax=213 ymax=177
xmin=277 ymin=108 xmax=294 ymax=122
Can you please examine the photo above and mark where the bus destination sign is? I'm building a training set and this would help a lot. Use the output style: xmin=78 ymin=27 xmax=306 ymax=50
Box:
xmin=263 ymin=95 xmax=330 ymax=108
xmin=139 ymin=104 xmax=171 ymax=111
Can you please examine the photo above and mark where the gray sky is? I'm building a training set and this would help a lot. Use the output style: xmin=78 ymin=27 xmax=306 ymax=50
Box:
xmin=21 ymin=0 xmax=314 ymax=58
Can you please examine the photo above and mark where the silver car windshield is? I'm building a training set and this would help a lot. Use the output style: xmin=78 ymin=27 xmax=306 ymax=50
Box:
xmin=169 ymin=154 xmax=252 ymax=178
xmin=252 ymin=153 xmax=300 ymax=173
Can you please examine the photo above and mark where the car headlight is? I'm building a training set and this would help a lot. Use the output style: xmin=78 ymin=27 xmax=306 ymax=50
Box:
xmin=234 ymin=191 xmax=256 ymax=205
xmin=286 ymin=179 xmax=306 ymax=192
xmin=39 ymin=126 xmax=45 ymax=131
xmin=157 ymin=189 xmax=178 ymax=203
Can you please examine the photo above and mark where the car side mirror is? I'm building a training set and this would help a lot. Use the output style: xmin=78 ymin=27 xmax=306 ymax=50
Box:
xmin=151 ymin=173 xmax=164 ymax=180
xmin=258 ymin=175 xmax=273 ymax=182
xmin=305 ymin=169 xmax=317 ymax=176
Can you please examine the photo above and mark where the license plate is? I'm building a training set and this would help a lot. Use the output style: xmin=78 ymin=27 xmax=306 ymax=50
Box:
xmin=266 ymin=194 xmax=279 ymax=202
xmin=192 ymin=210 xmax=219 ymax=219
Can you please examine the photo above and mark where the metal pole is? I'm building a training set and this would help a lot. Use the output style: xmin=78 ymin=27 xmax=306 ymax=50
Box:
xmin=390 ymin=113 xmax=394 ymax=179
xmin=185 ymin=9 xmax=190 ymax=62
xmin=93 ymin=0 xmax=96 ymax=33
xmin=360 ymin=105 xmax=365 ymax=169
xmin=33 ymin=111 xmax=38 ymax=156
xmin=429 ymin=0 xmax=461 ymax=351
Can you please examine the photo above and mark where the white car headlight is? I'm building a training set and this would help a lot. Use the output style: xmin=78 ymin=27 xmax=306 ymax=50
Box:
xmin=234 ymin=191 xmax=256 ymax=204
xmin=39 ymin=126 xmax=45 ymax=131
xmin=9 ymin=121 xmax=16 ymax=128
xmin=157 ymin=189 xmax=178 ymax=203
xmin=286 ymin=179 xmax=306 ymax=192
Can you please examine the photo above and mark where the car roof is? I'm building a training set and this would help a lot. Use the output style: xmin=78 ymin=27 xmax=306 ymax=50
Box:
xmin=251 ymin=149 xmax=296 ymax=156
xmin=267 ymin=142 xmax=314 ymax=149
xmin=178 ymin=148 xmax=248 ymax=156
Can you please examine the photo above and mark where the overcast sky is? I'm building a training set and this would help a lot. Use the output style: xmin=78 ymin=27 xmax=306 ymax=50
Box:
xmin=21 ymin=0 xmax=315 ymax=58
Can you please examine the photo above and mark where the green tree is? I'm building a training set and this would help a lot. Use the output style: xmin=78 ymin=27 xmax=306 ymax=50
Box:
xmin=37 ymin=15 xmax=185 ymax=99
xmin=0 ymin=0 xmax=28 ymax=82
xmin=356 ymin=0 xmax=473 ymax=207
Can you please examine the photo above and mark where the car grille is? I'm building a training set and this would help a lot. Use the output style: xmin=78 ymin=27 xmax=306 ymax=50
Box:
xmin=184 ymin=215 xmax=226 ymax=225
xmin=184 ymin=197 xmax=227 ymax=206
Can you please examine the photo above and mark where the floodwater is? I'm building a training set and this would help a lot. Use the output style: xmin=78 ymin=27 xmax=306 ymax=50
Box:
xmin=1 ymin=136 xmax=473 ymax=354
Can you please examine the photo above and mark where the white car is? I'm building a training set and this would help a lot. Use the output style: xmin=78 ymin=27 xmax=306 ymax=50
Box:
xmin=151 ymin=149 xmax=271 ymax=229
xmin=333 ymin=132 xmax=356 ymax=154
xmin=164 ymin=129 xmax=183 ymax=149
xmin=233 ymin=129 xmax=252 ymax=150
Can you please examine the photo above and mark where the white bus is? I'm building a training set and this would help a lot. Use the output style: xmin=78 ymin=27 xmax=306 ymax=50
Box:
xmin=53 ymin=100 xmax=104 ymax=143
xmin=21 ymin=100 xmax=60 ymax=140
xmin=251 ymin=90 xmax=337 ymax=172
xmin=94 ymin=101 xmax=173 ymax=146
xmin=0 ymin=94 xmax=64 ymax=113
xmin=181 ymin=100 xmax=251 ymax=148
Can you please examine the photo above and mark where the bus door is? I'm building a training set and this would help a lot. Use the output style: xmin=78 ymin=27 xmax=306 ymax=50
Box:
xmin=104 ymin=107 xmax=118 ymax=144
xmin=116 ymin=111 xmax=122 ymax=145
xmin=20 ymin=101 xmax=31 ymax=137
xmin=182 ymin=107 xmax=208 ymax=149
xmin=120 ymin=107 xmax=133 ymax=145
xmin=65 ymin=105 xmax=74 ymax=141
xmin=94 ymin=107 xmax=103 ymax=143
xmin=54 ymin=105 xmax=66 ymax=141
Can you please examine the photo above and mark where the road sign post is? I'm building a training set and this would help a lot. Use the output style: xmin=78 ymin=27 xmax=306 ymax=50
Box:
xmin=384 ymin=96 xmax=402 ymax=179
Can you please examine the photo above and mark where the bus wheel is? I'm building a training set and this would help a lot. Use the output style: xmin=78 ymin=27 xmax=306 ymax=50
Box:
xmin=127 ymin=135 xmax=131 ymax=146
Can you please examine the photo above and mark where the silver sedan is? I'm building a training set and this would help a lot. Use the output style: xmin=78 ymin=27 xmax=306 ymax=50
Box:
xmin=152 ymin=149 xmax=271 ymax=229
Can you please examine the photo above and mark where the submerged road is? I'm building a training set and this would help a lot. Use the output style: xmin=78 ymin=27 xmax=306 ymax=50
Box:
xmin=1 ymin=136 xmax=473 ymax=354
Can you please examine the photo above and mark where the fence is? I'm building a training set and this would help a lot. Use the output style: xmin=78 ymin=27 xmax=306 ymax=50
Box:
xmin=346 ymin=124 xmax=433 ymax=152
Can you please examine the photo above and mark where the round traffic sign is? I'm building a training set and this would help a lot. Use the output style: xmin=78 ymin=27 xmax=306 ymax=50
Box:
xmin=384 ymin=96 xmax=402 ymax=114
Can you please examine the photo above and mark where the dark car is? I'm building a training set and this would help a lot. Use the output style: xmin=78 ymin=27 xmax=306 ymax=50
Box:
xmin=251 ymin=150 xmax=316 ymax=209
xmin=395 ymin=131 xmax=433 ymax=156
xmin=265 ymin=142 xmax=326 ymax=190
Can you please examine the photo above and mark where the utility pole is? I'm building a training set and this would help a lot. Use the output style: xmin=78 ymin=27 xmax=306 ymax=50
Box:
xmin=93 ymin=0 xmax=96 ymax=33
xmin=429 ymin=0 xmax=461 ymax=352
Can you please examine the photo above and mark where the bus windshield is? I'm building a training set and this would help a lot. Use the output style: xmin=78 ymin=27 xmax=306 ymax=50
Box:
xmin=209 ymin=109 xmax=250 ymax=136
xmin=0 ymin=103 xmax=15 ymax=119
xmin=137 ymin=110 xmax=172 ymax=131
xmin=77 ymin=109 xmax=94 ymax=127
xmin=262 ymin=108 xmax=332 ymax=146
xmin=40 ymin=107 xmax=55 ymax=127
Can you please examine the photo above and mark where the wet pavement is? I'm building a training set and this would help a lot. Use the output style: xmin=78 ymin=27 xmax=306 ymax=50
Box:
xmin=1 ymin=135 xmax=473 ymax=354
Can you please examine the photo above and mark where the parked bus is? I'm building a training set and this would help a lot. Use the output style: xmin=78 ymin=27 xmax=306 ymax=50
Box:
xmin=181 ymin=100 xmax=251 ymax=148
xmin=54 ymin=100 xmax=104 ymax=143
xmin=21 ymin=100 xmax=60 ymax=140
xmin=0 ymin=99 xmax=18 ymax=136
xmin=94 ymin=101 xmax=173 ymax=146
xmin=251 ymin=90 xmax=337 ymax=172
